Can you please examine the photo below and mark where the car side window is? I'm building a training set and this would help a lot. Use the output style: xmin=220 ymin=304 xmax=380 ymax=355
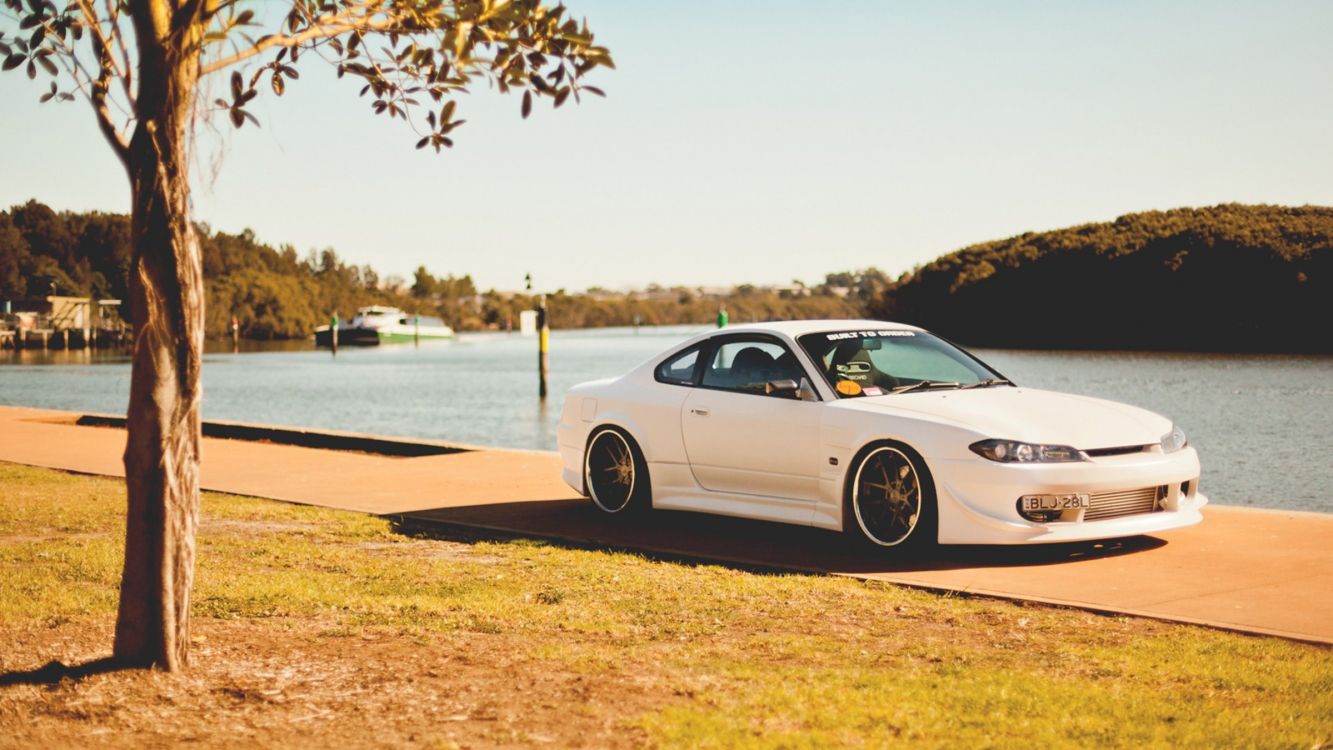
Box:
xmin=655 ymin=346 xmax=702 ymax=386
xmin=701 ymin=338 xmax=806 ymax=395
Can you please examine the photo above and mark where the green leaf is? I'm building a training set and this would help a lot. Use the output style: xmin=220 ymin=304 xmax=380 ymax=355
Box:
xmin=36 ymin=54 xmax=55 ymax=76
xmin=1 ymin=54 xmax=22 ymax=71
xmin=230 ymin=70 xmax=242 ymax=98
xmin=271 ymin=72 xmax=284 ymax=96
xmin=521 ymin=90 xmax=532 ymax=119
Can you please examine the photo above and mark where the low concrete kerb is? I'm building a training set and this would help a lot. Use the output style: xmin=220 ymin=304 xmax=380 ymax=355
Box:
xmin=73 ymin=411 xmax=521 ymax=457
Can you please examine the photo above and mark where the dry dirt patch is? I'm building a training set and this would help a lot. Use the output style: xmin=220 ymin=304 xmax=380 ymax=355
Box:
xmin=0 ymin=618 xmax=662 ymax=749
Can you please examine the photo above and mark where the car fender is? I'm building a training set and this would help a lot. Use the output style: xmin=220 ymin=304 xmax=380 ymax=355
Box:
xmin=815 ymin=407 xmax=987 ymax=533
xmin=584 ymin=397 xmax=688 ymax=465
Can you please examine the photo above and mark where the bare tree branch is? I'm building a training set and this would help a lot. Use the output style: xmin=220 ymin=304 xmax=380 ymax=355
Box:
xmin=200 ymin=11 xmax=397 ymax=75
xmin=17 ymin=6 xmax=133 ymax=163
xmin=77 ymin=0 xmax=127 ymax=83
xmin=72 ymin=0 xmax=131 ymax=164
xmin=103 ymin=0 xmax=135 ymax=103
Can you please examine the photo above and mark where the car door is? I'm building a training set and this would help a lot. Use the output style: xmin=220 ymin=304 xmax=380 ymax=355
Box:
xmin=680 ymin=335 xmax=823 ymax=503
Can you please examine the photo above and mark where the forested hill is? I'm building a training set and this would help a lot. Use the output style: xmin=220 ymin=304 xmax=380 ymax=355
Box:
xmin=6 ymin=199 xmax=1329 ymax=349
xmin=0 ymin=200 xmax=429 ymax=338
xmin=870 ymin=204 xmax=1333 ymax=353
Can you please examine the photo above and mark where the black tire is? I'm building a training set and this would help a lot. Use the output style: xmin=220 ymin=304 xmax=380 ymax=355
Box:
xmin=845 ymin=441 xmax=937 ymax=552
xmin=584 ymin=426 xmax=651 ymax=515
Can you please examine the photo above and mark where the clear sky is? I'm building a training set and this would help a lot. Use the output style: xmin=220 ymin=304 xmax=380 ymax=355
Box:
xmin=2 ymin=1 xmax=1330 ymax=292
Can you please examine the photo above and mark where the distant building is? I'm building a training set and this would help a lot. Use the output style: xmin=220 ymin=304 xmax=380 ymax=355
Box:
xmin=0 ymin=296 xmax=126 ymax=347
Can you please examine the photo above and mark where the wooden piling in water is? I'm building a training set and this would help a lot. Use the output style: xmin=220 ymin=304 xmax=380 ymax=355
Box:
xmin=538 ymin=296 xmax=549 ymax=399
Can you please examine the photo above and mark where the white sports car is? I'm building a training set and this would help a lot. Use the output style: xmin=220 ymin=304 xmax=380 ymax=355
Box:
xmin=557 ymin=320 xmax=1206 ymax=550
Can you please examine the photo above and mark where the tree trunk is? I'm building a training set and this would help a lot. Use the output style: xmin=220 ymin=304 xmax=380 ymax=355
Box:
xmin=113 ymin=4 xmax=205 ymax=671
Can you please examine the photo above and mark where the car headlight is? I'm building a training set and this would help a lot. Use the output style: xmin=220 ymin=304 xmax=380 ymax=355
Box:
xmin=1160 ymin=425 xmax=1187 ymax=453
xmin=969 ymin=439 xmax=1085 ymax=463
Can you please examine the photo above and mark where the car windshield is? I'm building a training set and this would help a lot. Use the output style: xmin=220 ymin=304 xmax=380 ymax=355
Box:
xmin=797 ymin=329 xmax=1005 ymax=397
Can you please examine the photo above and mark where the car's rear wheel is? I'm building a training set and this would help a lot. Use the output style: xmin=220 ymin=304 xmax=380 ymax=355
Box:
xmin=584 ymin=427 xmax=650 ymax=515
xmin=847 ymin=442 xmax=936 ymax=551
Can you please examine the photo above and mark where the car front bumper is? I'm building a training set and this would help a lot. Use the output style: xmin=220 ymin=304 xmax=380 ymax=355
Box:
xmin=931 ymin=447 xmax=1207 ymax=545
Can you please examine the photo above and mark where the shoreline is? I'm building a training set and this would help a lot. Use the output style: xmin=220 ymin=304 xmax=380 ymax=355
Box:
xmin=6 ymin=321 xmax=1333 ymax=357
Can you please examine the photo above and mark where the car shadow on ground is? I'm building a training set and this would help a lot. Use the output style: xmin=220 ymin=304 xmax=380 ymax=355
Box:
xmin=391 ymin=498 xmax=1167 ymax=576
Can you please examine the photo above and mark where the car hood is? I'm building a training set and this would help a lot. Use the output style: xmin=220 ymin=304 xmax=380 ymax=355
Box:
xmin=841 ymin=386 xmax=1172 ymax=449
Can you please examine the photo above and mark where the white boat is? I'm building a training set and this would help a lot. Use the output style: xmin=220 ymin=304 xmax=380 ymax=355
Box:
xmin=314 ymin=306 xmax=455 ymax=347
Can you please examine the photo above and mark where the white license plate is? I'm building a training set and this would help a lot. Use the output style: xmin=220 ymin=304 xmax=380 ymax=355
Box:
xmin=1021 ymin=493 xmax=1090 ymax=512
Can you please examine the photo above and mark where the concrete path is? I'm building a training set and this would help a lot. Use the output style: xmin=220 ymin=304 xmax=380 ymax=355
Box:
xmin=1 ymin=405 xmax=1330 ymax=645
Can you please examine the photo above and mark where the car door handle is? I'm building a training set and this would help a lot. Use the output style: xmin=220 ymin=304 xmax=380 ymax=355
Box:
xmin=690 ymin=407 xmax=710 ymax=416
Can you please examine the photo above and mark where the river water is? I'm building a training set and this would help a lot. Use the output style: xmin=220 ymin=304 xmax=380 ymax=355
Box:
xmin=2 ymin=325 xmax=1329 ymax=513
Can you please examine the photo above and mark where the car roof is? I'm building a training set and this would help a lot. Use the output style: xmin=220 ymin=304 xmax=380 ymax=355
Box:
xmin=706 ymin=319 xmax=923 ymax=338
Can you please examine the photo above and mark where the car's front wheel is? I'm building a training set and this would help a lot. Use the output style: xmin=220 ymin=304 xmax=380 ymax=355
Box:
xmin=847 ymin=442 xmax=937 ymax=551
xmin=584 ymin=426 xmax=650 ymax=515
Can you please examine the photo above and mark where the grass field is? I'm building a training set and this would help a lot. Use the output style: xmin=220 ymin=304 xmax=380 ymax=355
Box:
xmin=1 ymin=462 xmax=1329 ymax=748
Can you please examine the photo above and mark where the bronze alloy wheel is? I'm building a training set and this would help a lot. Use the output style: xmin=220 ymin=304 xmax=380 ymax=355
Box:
xmin=852 ymin=446 xmax=927 ymax=546
xmin=585 ymin=428 xmax=639 ymax=513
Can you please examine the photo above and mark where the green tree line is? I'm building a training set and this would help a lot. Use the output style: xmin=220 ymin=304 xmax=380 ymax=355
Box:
xmin=0 ymin=200 xmax=866 ymax=337
xmin=11 ymin=199 xmax=1325 ymax=350
xmin=870 ymin=204 xmax=1333 ymax=353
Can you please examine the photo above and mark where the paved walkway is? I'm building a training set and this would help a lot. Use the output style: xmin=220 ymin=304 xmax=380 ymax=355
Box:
xmin=1 ymin=405 xmax=1330 ymax=645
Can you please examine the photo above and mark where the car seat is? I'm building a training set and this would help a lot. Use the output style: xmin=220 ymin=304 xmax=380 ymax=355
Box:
xmin=828 ymin=340 xmax=897 ymax=389
xmin=730 ymin=346 xmax=776 ymax=389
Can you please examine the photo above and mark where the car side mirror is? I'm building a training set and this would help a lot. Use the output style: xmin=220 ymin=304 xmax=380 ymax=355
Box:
xmin=798 ymin=377 xmax=819 ymax=402
xmin=766 ymin=378 xmax=819 ymax=402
